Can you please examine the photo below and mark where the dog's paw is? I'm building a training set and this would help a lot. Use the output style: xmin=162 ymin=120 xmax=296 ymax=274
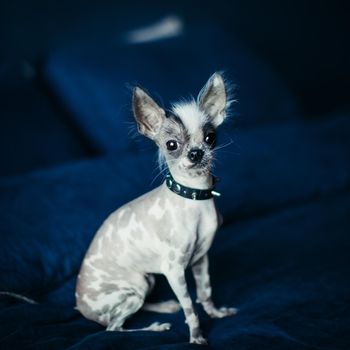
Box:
xmin=207 ymin=306 xmax=238 ymax=318
xmin=148 ymin=322 xmax=172 ymax=331
xmin=190 ymin=335 xmax=208 ymax=345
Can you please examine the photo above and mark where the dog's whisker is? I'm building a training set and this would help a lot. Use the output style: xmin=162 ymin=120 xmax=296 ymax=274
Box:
xmin=150 ymin=158 xmax=180 ymax=185
xmin=150 ymin=167 xmax=169 ymax=185
xmin=214 ymin=138 xmax=234 ymax=151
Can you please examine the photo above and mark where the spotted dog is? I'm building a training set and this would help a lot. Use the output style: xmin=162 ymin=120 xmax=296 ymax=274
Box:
xmin=75 ymin=73 xmax=237 ymax=345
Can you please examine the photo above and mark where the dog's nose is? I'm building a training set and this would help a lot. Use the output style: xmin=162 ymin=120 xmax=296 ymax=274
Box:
xmin=188 ymin=149 xmax=204 ymax=163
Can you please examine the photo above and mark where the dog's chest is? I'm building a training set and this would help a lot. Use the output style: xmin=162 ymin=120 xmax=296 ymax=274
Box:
xmin=166 ymin=196 xmax=218 ymax=265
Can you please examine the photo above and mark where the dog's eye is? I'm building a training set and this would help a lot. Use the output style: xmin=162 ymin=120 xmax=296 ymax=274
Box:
xmin=166 ymin=140 xmax=178 ymax=151
xmin=204 ymin=132 xmax=216 ymax=147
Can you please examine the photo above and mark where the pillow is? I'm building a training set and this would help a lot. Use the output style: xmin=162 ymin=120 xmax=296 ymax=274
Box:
xmin=0 ymin=62 xmax=90 ymax=177
xmin=44 ymin=22 xmax=299 ymax=153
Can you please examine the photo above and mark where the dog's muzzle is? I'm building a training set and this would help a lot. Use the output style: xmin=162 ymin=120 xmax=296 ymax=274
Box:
xmin=188 ymin=149 xmax=204 ymax=164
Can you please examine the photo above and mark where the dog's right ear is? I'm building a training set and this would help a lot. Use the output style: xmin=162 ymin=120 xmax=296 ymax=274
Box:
xmin=133 ymin=87 xmax=166 ymax=139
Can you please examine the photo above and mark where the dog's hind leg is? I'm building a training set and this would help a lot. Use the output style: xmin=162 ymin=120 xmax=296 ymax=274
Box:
xmin=106 ymin=291 xmax=173 ymax=332
xmin=105 ymin=291 xmax=143 ymax=331
xmin=108 ymin=318 xmax=171 ymax=332
xmin=142 ymin=274 xmax=180 ymax=314
xmin=77 ymin=270 xmax=172 ymax=332
xmin=142 ymin=300 xmax=181 ymax=313
xmin=105 ymin=276 xmax=172 ymax=332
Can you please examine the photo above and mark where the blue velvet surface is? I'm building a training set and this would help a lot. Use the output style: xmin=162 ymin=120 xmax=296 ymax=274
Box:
xmin=0 ymin=111 xmax=349 ymax=348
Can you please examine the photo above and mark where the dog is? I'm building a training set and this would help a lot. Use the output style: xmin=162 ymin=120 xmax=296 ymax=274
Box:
xmin=75 ymin=72 xmax=237 ymax=345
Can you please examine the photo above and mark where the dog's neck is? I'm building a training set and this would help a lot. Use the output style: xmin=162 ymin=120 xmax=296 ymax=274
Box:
xmin=168 ymin=169 xmax=214 ymax=190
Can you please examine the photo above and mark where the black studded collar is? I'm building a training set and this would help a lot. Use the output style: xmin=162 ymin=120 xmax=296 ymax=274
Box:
xmin=165 ymin=173 xmax=221 ymax=200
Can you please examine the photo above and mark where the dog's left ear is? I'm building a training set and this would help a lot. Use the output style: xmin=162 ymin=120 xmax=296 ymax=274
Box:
xmin=197 ymin=73 xmax=227 ymax=127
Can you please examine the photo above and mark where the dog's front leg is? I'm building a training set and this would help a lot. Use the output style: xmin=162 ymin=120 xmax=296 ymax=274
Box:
xmin=166 ymin=269 xmax=207 ymax=345
xmin=192 ymin=254 xmax=237 ymax=318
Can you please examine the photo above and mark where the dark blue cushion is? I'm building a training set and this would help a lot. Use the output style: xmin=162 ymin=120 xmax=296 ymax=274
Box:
xmin=0 ymin=62 xmax=90 ymax=178
xmin=44 ymin=23 xmax=299 ymax=153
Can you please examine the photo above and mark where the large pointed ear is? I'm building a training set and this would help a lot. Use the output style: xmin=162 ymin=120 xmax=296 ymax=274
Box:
xmin=133 ymin=87 xmax=166 ymax=139
xmin=197 ymin=73 xmax=227 ymax=127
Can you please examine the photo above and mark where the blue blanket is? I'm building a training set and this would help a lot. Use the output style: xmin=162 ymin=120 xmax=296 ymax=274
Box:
xmin=1 ymin=114 xmax=349 ymax=349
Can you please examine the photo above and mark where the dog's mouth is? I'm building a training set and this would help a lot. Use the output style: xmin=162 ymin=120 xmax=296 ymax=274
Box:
xmin=187 ymin=158 xmax=212 ymax=172
xmin=189 ymin=161 xmax=207 ymax=169
xmin=179 ymin=156 xmax=212 ymax=173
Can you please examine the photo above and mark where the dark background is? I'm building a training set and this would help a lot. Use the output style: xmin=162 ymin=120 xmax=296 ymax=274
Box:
xmin=1 ymin=0 xmax=349 ymax=115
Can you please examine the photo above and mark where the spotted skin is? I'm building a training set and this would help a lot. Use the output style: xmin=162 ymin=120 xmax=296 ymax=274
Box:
xmin=76 ymin=72 xmax=236 ymax=344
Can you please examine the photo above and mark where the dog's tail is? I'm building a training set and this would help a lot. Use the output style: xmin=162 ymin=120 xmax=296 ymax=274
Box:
xmin=0 ymin=291 xmax=38 ymax=304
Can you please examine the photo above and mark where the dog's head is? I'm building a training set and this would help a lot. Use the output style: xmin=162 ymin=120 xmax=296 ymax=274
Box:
xmin=133 ymin=73 xmax=229 ymax=178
